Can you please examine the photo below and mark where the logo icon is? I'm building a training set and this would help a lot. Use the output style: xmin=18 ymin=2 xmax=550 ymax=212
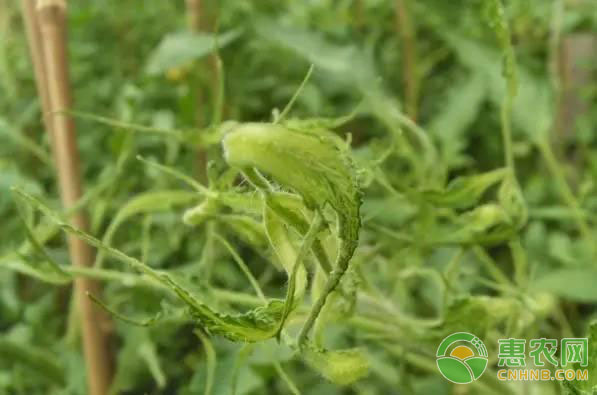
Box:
xmin=436 ymin=332 xmax=488 ymax=384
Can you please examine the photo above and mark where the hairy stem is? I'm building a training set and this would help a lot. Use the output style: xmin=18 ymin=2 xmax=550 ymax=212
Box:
xmin=298 ymin=243 xmax=354 ymax=346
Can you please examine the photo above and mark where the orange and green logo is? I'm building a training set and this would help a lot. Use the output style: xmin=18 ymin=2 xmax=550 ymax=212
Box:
xmin=436 ymin=332 xmax=488 ymax=384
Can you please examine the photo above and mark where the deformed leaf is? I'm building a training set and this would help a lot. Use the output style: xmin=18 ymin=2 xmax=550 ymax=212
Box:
xmin=300 ymin=345 xmax=369 ymax=386
xmin=189 ymin=300 xmax=285 ymax=342
xmin=12 ymin=187 xmax=286 ymax=343
xmin=222 ymin=122 xmax=362 ymax=342
xmin=498 ymin=173 xmax=527 ymax=228
xmin=222 ymin=123 xmax=361 ymax=224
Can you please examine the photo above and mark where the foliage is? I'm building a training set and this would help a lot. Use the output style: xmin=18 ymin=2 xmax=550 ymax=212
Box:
xmin=0 ymin=0 xmax=596 ymax=394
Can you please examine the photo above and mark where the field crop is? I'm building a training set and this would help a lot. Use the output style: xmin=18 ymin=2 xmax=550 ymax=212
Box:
xmin=0 ymin=1 xmax=596 ymax=394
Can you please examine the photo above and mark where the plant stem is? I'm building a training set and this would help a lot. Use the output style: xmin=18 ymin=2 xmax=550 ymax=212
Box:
xmin=501 ymin=95 xmax=515 ymax=171
xmin=37 ymin=1 xmax=112 ymax=393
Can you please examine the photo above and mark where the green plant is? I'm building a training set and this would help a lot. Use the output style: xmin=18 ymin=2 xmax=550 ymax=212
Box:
xmin=1 ymin=0 xmax=596 ymax=394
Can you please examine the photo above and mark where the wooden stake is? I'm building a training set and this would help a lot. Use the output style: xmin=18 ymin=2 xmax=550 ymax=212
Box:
xmin=35 ymin=1 xmax=112 ymax=394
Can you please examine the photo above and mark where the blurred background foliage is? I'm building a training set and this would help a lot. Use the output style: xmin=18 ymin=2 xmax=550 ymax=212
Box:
xmin=0 ymin=0 xmax=596 ymax=394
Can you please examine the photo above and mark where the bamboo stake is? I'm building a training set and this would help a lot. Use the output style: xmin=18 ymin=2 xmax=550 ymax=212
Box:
xmin=185 ymin=0 xmax=201 ymax=31
xmin=35 ymin=1 xmax=112 ymax=394
xmin=394 ymin=0 xmax=419 ymax=121
xmin=20 ymin=0 xmax=54 ymax=142
xmin=186 ymin=0 xmax=209 ymax=183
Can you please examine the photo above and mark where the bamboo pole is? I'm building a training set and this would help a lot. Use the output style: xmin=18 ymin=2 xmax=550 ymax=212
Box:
xmin=34 ymin=1 xmax=112 ymax=394
xmin=186 ymin=0 xmax=209 ymax=183
xmin=185 ymin=0 xmax=201 ymax=31
xmin=20 ymin=0 xmax=54 ymax=142
xmin=394 ymin=0 xmax=419 ymax=121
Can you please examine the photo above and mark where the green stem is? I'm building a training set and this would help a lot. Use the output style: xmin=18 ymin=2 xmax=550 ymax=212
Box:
xmin=214 ymin=233 xmax=267 ymax=301
xmin=277 ymin=211 xmax=323 ymax=337
xmin=297 ymin=243 xmax=354 ymax=346
xmin=276 ymin=64 xmax=314 ymax=123
xmin=273 ymin=362 xmax=301 ymax=395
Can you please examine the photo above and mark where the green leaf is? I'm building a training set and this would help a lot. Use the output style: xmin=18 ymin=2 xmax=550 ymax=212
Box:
xmin=255 ymin=21 xmax=363 ymax=79
xmin=263 ymin=204 xmax=307 ymax=293
xmin=427 ymin=72 xmax=486 ymax=168
xmin=138 ymin=340 xmax=167 ymax=389
xmin=422 ymin=168 xmax=507 ymax=209
xmin=96 ymin=190 xmax=198 ymax=267
xmin=145 ymin=30 xmax=241 ymax=75
xmin=111 ymin=328 xmax=162 ymax=392
xmin=440 ymin=30 xmax=552 ymax=142
xmin=533 ymin=269 xmax=597 ymax=302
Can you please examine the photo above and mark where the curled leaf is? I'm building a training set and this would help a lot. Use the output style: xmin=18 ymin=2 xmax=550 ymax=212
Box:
xmin=222 ymin=122 xmax=362 ymax=343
